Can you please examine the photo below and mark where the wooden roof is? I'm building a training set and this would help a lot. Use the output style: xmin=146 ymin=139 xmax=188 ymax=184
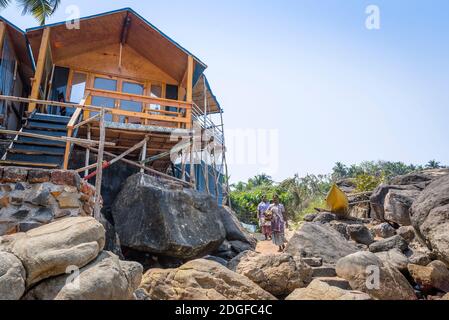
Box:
xmin=193 ymin=75 xmax=221 ymax=114
xmin=0 ymin=17 xmax=34 ymax=88
xmin=25 ymin=8 xmax=207 ymax=84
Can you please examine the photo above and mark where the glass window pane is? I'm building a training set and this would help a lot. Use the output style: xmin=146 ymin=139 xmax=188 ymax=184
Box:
xmin=120 ymin=82 xmax=144 ymax=123
xmin=122 ymin=82 xmax=143 ymax=95
xmin=69 ymin=73 xmax=87 ymax=103
xmin=91 ymin=96 xmax=114 ymax=121
xmin=150 ymin=84 xmax=162 ymax=111
xmin=94 ymin=77 xmax=117 ymax=91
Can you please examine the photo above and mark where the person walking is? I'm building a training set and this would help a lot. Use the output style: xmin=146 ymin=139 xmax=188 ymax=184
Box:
xmin=257 ymin=195 xmax=272 ymax=240
xmin=269 ymin=194 xmax=288 ymax=252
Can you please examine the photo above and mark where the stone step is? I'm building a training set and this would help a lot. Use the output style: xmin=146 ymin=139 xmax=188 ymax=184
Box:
xmin=302 ymin=257 xmax=323 ymax=267
xmin=314 ymin=277 xmax=352 ymax=290
xmin=312 ymin=265 xmax=337 ymax=277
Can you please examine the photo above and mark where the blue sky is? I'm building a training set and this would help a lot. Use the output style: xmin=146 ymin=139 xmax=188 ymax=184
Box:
xmin=1 ymin=0 xmax=448 ymax=183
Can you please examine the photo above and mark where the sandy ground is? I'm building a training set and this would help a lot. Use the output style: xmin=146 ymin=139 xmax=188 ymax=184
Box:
xmin=254 ymin=229 xmax=295 ymax=255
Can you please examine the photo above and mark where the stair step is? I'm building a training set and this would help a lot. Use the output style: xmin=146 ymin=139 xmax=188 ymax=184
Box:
xmin=22 ymin=128 xmax=68 ymax=137
xmin=8 ymin=148 xmax=65 ymax=156
xmin=0 ymin=160 xmax=59 ymax=169
xmin=27 ymin=120 xmax=68 ymax=131
xmin=31 ymin=113 xmax=71 ymax=124
xmin=16 ymin=137 xmax=66 ymax=148
xmin=303 ymin=257 xmax=323 ymax=267
xmin=5 ymin=153 xmax=63 ymax=165
xmin=314 ymin=277 xmax=351 ymax=290
xmin=9 ymin=143 xmax=65 ymax=154
xmin=312 ymin=266 xmax=337 ymax=278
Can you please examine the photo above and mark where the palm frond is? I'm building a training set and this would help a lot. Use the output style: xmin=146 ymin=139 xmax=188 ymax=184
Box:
xmin=0 ymin=0 xmax=12 ymax=8
xmin=15 ymin=0 xmax=61 ymax=25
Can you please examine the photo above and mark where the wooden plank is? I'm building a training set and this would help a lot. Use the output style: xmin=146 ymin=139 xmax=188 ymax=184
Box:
xmin=73 ymin=113 xmax=100 ymax=130
xmin=94 ymin=109 xmax=106 ymax=220
xmin=0 ymin=160 xmax=59 ymax=168
xmin=186 ymin=56 xmax=194 ymax=103
xmin=86 ymin=87 xmax=191 ymax=109
xmin=85 ymin=125 xmax=91 ymax=177
xmin=63 ymin=127 xmax=73 ymax=170
xmin=29 ymin=28 xmax=51 ymax=112
xmin=0 ymin=129 xmax=115 ymax=146
xmin=0 ymin=22 xmax=6 ymax=61
xmin=87 ymin=146 xmax=191 ymax=187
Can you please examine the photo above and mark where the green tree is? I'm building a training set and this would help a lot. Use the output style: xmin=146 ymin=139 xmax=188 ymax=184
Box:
xmin=0 ymin=0 xmax=61 ymax=25
xmin=331 ymin=162 xmax=348 ymax=181
xmin=426 ymin=160 xmax=442 ymax=169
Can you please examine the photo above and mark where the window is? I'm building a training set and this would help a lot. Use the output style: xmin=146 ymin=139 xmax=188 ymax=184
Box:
xmin=120 ymin=81 xmax=144 ymax=123
xmin=91 ymin=77 xmax=118 ymax=122
xmin=69 ymin=72 xmax=87 ymax=103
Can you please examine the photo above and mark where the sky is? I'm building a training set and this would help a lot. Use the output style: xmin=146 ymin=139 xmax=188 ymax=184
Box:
xmin=1 ymin=0 xmax=448 ymax=183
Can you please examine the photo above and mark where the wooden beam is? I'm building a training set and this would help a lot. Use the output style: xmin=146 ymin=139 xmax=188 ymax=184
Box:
xmin=29 ymin=27 xmax=51 ymax=112
xmin=0 ymin=22 xmax=6 ymax=60
xmin=186 ymin=55 xmax=194 ymax=102
xmin=0 ymin=129 xmax=115 ymax=146
xmin=94 ymin=109 xmax=106 ymax=220
xmin=85 ymin=125 xmax=91 ymax=177
xmin=87 ymin=146 xmax=191 ymax=187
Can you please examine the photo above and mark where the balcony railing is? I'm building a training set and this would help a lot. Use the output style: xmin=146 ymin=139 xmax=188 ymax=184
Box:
xmin=84 ymin=88 xmax=193 ymax=129
xmin=192 ymin=103 xmax=224 ymax=146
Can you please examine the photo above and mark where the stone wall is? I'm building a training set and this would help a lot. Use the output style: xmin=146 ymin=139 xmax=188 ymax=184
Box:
xmin=0 ymin=166 xmax=96 ymax=236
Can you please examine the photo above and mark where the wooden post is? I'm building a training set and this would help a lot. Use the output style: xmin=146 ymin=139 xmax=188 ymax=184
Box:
xmin=63 ymin=127 xmax=73 ymax=169
xmin=94 ymin=108 xmax=106 ymax=220
xmin=185 ymin=55 xmax=194 ymax=129
xmin=85 ymin=124 xmax=91 ymax=177
xmin=211 ymin=148 xmax=219 ymax=203
xmin=0 ymin=22 xmax=6 ymax=59
xmin=189 ymin=140 xmax=196 ymax=189
xmin=29 ymin=27 xmax=51 ymax=112
xmin=140 ymin=137 xmax=147 ymax=173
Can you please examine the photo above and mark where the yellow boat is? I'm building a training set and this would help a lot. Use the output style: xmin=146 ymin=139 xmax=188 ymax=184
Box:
xmin=326 ymin=184 xmax=349 ymax=215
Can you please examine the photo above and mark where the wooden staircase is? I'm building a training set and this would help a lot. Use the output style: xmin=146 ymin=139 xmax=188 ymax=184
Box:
xmin=0 ymin=113 xmax=72 ymax=169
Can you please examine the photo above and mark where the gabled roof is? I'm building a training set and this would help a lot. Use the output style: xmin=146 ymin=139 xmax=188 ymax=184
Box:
xmin=0 ymin=16 xmax=34 ymax=85
xmin=25 ymin=8 xmax=207 ymax=84
xmin=193 ymin=75 xmax=222 ymax=114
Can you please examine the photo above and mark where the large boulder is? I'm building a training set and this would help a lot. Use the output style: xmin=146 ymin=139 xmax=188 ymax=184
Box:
xmin=139 ymin=259 xmax=276 ymax=300
xmin=0 ymin=251 xmax=26 ymax=300
xmin=410 ymin=174 xmax=449 ymax=265
xmin=336 ymin=251 xmax=417 ymax=300
xmin=24 ymin=251 xmax=142 ymax=300
xmin=408 ymin=260 xmax=449 ymax=293
xmin=285 ymin=279 xmax=371 ymax=300
xmin=372 ymin=223 xmax=396 ymax=239
xmin=390 ymin=169 xmax=449 ymax=186
xmin=111 ymin=173 xmax=226 ymax=259
xmin=0 ymin=217 xmax=105 ymax=287
xmin=370 ymin=184 xmax=421 ymax=224
xmin=375 ymin=248 xmax=409 ymax=273
xmin=219 ymin=206 xmax=256 ymax=248
xmin=228 ymin=251 xmax=312 ymax=297
xmin=346 ymin=224 xmax=374 ymax=245
xmin=286 ymin=222 xmax=359 ymax=264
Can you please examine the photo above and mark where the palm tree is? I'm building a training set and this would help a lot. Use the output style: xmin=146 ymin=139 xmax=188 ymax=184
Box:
xmin=426 ymin=160 xmax=442 ymax=169
xmin=0 ymin=0 xmax=61 ymax=26
xmin=248 ymin=174 xmax=273 ymax=187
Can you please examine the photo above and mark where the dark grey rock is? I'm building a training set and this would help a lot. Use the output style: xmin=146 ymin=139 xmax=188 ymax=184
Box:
xmin=302 ymin=257 xmax=323 ymax=267
xmin=218 ymin=206 xmax=256 ymax=249
xmin=369 ymin=235 xmax=409 ymax=253
xmin=313 ymin=212 xmax=337 ymax=224
xmin=372 ymin=222 xmax=396 ymax=239
xmin=203 ymin=255 xmax=228 ymax=267
xmin=312 ymin=265 xmax=336 ymax=277
xmin=111 ymin=173 xmax=226 ymax=259
xmin=410 ymin=174 xmax=449 ymax=264
xmin=303 ymin=213 xmax=318 ymax=222
xmin=346 ymin=224 xmax=374 ymax=245
xmin=30 ymin=207 xmax=54 ymax=224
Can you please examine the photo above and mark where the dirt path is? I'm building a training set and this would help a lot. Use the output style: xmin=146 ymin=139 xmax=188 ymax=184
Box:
xmin=254 ymin=229 xmax=295 ymax=255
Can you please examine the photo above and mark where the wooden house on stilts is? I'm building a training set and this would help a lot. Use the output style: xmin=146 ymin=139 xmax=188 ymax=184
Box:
xmin=0 ymin=8 xmax=230 ymax=209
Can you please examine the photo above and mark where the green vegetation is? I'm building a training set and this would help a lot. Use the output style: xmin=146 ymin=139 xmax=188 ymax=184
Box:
xmin=230 ymin=160 xmax=447 ymax=225
xmin=0 ymin=0 xmax=61 ymax=25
